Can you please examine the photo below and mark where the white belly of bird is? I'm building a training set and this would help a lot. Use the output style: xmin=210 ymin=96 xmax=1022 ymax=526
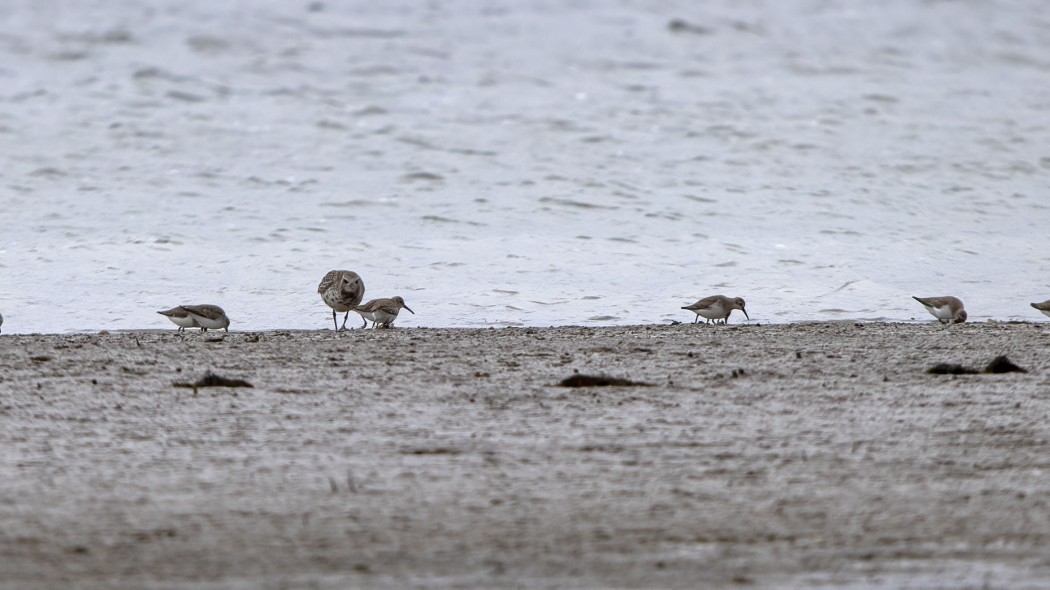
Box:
xmin=373 ymin=309 xmax=399 ymax=326
xmin=926 ymin=305 xmax=953 ymax=321
xmin=696 ymin=304 xmax=727 ymax=320
xmin=190 ymin=314 xmax=227 ymax=330
xmin=167 ymin=315 xmax=197 ymax=329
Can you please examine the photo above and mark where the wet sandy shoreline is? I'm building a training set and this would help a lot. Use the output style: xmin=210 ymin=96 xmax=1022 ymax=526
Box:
xmin=2 ymin=323 xmax=1050 ymax=588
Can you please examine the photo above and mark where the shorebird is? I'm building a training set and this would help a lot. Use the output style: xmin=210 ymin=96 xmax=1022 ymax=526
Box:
xmin=682 ymin=295 xmax=749 ymax=324
xmin=1031 ymin=300 xmax=1050 ymax=318
xmin=157 ymin=306 xmax=200 ymax=331
xmin=182 ymin=304 xmax=231 ymax=332
xmin=0 ymin=310 xmax=3 ymax=333
xmin=913 ymin=296 xmax=967 ymax=324
xmin=355 ymin=296 xmax=414 ymax=328
xmin=318 ymin=270 xmax=365 ymax=330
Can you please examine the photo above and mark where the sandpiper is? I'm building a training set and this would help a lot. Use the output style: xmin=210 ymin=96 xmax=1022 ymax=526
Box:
xmin=682 ymin=295 xmax=749 ymax=324
xmin=355 ymin=296 xmax=414 ymax=328
xmin=318 ymin=270 xmax=365 ymax=331
xmin=183 ymin=304 xmax=231 ymax=332
xmin=157 ymin=306 xmax=200 ymax=331
xmin=913 ymin=296 xmax=966 ymax=324
xmin=1031 ymin=300 xmax=1050 ymax=318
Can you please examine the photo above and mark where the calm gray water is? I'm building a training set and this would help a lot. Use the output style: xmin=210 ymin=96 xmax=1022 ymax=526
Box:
xmin=1 ymin=0 xmax=1048 ymax=333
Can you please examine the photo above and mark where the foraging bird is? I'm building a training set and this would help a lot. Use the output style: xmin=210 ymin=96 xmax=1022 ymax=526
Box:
xmin=182 ymin=304 xmax=231 ymax=332
xmin=1031 ymin=300 xmax=1050 ymax=319
xmin=157 ymin=306 xmax=200 ymax=331
xmin=682 ymin=295 xmax=749 ymax=324
xmin=355 ymin=296 xmax=414 ymax=328
xmin=913 ymin=296 xmax=967 ymax=324
xmin=317 ymin=270 xmax=365 ymax=330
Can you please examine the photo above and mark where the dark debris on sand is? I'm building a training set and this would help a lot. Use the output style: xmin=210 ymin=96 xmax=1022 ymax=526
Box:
xmin=173 ymin=372 xmax=255 ymax=394
xmin=927 ymin=363 xmax=979 ymax=375
xmin=983 ymin=355 xmax=1027 ymax=374
xmin=559 ymin=373 xmax=652 ymax=388
xmin=927 ymin=355 xmax=1027 ymax=375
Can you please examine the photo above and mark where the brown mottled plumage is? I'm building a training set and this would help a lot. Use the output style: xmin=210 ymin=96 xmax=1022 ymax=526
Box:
xmin=318 ymin=270 xmax=365 ymax=330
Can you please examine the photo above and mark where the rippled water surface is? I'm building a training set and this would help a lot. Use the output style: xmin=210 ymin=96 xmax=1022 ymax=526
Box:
xmin=1 ymin=0 xmax=1049 ymax=333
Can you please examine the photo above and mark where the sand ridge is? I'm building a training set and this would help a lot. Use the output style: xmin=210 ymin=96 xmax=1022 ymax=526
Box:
xmin=2 ymin=322 xmax=1050 ymax=588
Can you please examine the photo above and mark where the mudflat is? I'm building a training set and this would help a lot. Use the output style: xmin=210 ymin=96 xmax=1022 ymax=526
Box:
xmin=2 ymin=323 xmax=1049 ymax=589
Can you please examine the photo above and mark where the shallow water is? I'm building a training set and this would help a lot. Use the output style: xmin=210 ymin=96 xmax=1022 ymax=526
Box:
xmin=1 ymin=0 xmax=1049 ymax=333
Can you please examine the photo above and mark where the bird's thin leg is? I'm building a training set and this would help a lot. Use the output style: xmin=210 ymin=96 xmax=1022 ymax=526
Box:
xmin=332 ymin=311 xmax=338 ymax=331
xmin=340 ymin=312 xmax=350 ymax=331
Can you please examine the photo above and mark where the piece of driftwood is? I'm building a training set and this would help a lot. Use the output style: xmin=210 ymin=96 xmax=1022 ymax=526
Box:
xmin=927 ymin=363 xmax=978 ymax=375
xmin=173 ymin=372 xmax=254 ymax=394
xmin=983 ymin=355 xmax=1027 ymax=374
xmin=559 ymin=374 xmax=652 ymax=388
xmin=927 ymin=355 xmax=1028 ymax=375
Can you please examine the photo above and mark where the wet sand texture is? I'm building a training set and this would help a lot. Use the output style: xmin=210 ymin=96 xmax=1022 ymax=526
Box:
xmin=2 ymin=323 xmax=1050 ymax=588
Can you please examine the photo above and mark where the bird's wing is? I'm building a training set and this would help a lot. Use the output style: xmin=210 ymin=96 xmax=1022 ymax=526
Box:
xmin=686 ymin=295 xmax=721 ymax=310
xmin=317 ymin=270 xmax=340 ymax=294
xmin=183 ymin=305 xmax=224 ymax=320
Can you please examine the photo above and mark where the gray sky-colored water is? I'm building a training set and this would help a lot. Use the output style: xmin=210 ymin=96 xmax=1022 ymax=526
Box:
xmin=1 ymin=0 xmax=1049 ymax=333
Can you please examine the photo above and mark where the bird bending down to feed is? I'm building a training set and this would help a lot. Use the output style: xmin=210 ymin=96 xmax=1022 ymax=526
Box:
xmin=682 ymin=295 xmax=748 ymax=324
xmin=912 ymin=296 xmax=966 ymax=324
xmin=182 ymin=304 xmax=231 ymax=332
xmin=355 ymin=296 xmax=414 ymax=328
xmin=157 ymin=306 xmax=200 ymax=331
xmin=1030 ymin=300 xmax=1050 ymax=319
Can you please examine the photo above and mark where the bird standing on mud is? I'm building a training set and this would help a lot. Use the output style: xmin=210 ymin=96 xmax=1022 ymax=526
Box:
xmin=318 ymin=270 xmax=365 ymax=331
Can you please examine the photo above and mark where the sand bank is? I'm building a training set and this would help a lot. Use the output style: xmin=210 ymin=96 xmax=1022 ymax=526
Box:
xmin=2 ymin=323 xmax=1049 ymax=588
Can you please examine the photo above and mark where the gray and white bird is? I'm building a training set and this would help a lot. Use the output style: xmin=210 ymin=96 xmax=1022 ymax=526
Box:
xmin=355 ymin=296 xmax=414 ymax=328
xmin=317 ymin=270 xmax=365 ymax=330
xmin=1030 ymin=300 xmax=1050 ymax=319
xmin=913 ymin=296 xmax=967 ymax=324
xmin=681 ymin=295 xmax=749 ymax=324
xmin=157 ymin=306 xmax=200 ymax=331
xmin=182 ymin=304 xmax=231 ymax=332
